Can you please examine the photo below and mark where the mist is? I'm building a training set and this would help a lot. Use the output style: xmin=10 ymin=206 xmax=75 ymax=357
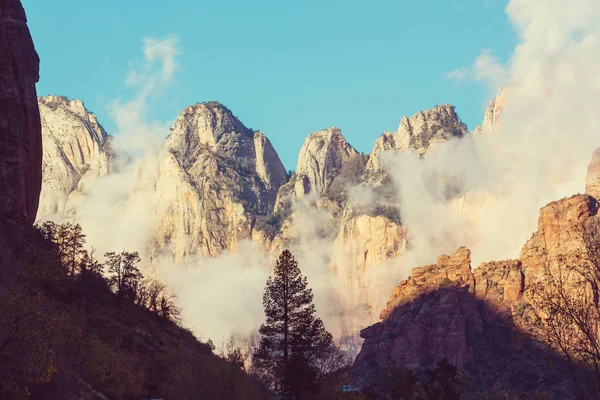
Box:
xmin=382 ymin=0 xmax=600 ymax=273
xmin=63 ymin=0 xmax=600 ymax=345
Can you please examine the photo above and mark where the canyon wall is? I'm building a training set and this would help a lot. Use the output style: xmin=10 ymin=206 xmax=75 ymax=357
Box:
xmin=0 ymin=0 xmax=42 ymax=224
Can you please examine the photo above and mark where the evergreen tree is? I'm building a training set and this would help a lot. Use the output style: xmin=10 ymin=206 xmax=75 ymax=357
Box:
xmin=253 ymin=249 xmax=333 ymax=395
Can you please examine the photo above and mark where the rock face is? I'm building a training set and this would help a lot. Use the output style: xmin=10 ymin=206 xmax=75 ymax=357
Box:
xmin=36 ymin=96 xmax=111 ymax=220
xmin=295 ymin=127 xmax=358 ymax=195
xmin=474 ymin=259 xmax=524 ymax=307
xmin=152 ymin=102 xmax=288 ymax=259
xmin=333 ymin=214 xmax=407 ymax=315
xmin=166 ymin=102 xmax=287 ymax=194
xmin=355 ymin=194 xmax=600 ymax=387
xmin=586 ymin=148 xmax=600 ymax=200
xmin=367 ymin=104 xmax=467 ymax=172
xmin=379 ymin=247 xmax=475 ymax=320
xmin=357 ymin=247 xmax=482 ymax=371
xmin=520 ymin=194 xmax=599 ymax=286
xmin=0 ymin=0 xmax=42 ymax=224
xmin=274 ymin=127 xmax=358 ymax=212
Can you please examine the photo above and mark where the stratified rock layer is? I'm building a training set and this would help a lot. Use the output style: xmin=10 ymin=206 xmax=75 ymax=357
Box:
xmin=0 ymin=0 xmax=42 ymax=224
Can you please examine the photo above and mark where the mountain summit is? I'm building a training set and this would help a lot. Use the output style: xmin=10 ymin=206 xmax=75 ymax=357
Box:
xmin=367 ymin=104 xmax=468 ymax=171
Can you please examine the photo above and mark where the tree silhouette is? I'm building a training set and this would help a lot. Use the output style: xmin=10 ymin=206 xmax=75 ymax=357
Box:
xmin=38 ymin=221 xmax=86 ymax=275
xmin=252 ymin=249 xmax=333 ymax=396
xmin=104 ymin=251 xmax=142 ymax=299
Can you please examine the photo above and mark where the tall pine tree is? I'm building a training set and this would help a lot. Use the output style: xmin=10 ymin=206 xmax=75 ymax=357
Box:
xmin=253 ymin=249 xmax=333 ymax=395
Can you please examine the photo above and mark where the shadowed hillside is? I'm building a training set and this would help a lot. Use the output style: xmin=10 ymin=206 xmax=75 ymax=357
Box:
xmin=0 ymin=224 xmax=274 ymax=399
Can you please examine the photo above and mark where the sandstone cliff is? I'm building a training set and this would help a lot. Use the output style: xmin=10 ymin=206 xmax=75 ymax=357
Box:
xmin=37 ymin=96 xmax=111 ymax=220
xmin=0 ymin=0 xmax=42 ymax=224
xmin=355 ymin=194 xmax=600 ymax=394
xmin=366 ymin=104 xmax=467 ymax=172
xmin=519 ymin=194 xmax=599 ymax=292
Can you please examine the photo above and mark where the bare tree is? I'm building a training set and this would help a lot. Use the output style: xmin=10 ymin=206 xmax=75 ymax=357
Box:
xmin=146 ymin=279 xmax=166 ymax=313
xmin=527 ymin=221 xmax=600 ymax=396
xmin=159 ymin=292 xmax=180 ymax=322
xmin=217 ymin=336 xmax=251 ymax=371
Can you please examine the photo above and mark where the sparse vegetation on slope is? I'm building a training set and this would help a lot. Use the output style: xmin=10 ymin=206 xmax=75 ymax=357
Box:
xmin=0 ymin=223 xmax=274 ymax=400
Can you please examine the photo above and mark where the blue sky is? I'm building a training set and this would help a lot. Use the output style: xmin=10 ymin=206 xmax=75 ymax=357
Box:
xmin=25 ymin=0 xmax=515 ymax=170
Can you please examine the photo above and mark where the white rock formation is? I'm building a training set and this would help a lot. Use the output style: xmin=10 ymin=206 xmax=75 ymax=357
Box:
xmin=151 ymin=102 xmax=288 ymax=260
xmin=332 ymin=213 xmax=407 ymax=310
xmin=274 ymin=127 xmax=358 ymax=212
xmin=37 ymin=96 xmax=110 ymax=221
xmin=295 ymin=127 xmax=358 ymax=195
xmin=367 ymin=104 xmax=468 ymax=172
xmin=166 ymin=102 xmax=287 ymax=194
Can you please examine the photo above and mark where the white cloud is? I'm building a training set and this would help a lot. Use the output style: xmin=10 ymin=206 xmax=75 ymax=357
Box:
xmin=443 ymin=68 xmax=470 ymax=80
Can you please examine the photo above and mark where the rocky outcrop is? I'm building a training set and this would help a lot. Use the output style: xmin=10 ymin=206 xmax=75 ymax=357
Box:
xmin=474 ymin=259 xmax=524 ymax=307
xmin=379 ymin=247 xmax=475 ymax=320
xmin=520 ymin=194 xmax=599 ymax=286
xmin=367 ymin=104 xmax=467 ymax=172
xmin=586 ymin=148 xmax=600 ymax=200
xmin=0 ymin=0 xmax=42 ymax=224
xmin=355 ymin=194 xmax=600 ymax=381
xmin=357 ymin=247 xmax=481 ymax=371
xmin=152 ymin=102 xmax=288 ymax=259
xmin=36 ymin=96 xmax=111 ymax=220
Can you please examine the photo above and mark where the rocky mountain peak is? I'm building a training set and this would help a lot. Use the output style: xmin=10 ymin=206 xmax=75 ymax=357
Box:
xmin=294 ymin=127 xmax=358 ymax=195
xmin=165 ymin=101 xmax=287 ymax=192
xmin=38 ymin=95 xmax=109 ymax=148
xmin=367 ymin=104 xmax=468 ymax=172
xmin=586 ymin=148 xmax=600 ymax=200
xmin=395 ymin=103 xmax=465 ymax=151
xmin=167 ymin=101 xmax=251 ymax=158
xmin=37 ymin=96 xmax=111 ymax=221
xmin=39 ymin=95 xmax=87 ymax=117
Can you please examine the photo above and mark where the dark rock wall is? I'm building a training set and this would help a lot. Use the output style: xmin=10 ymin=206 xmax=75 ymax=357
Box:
xmin=0 ymin=0 xmax=42 ymax=224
